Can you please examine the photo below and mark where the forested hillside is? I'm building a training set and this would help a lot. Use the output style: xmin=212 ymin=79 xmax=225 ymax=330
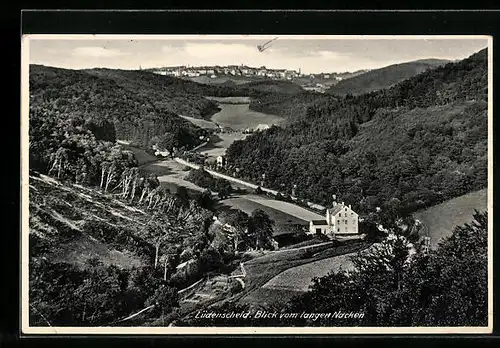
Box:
xmin=248 ymin=91 xmax=334 ymax=120
xmin=29 ymin=65 xmax=212 ymax=160
xmin=84 ymin=68 xmax=250 ymax=116
xmin=226 ymin=48 xmax=488 ymax=214
xmin=325 ymin=59 xmax=450 ymax=96
xmin=239 ymin=80 xmax=304 ymax=94
xmin=28 ymin=62 xmax=282 ymax=325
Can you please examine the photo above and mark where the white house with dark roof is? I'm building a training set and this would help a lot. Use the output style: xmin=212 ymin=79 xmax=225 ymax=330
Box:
xmin=308 ymin=200 xmax=359 ymax=239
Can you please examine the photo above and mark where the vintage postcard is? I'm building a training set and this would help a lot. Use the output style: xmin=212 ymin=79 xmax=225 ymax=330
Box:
xmin=21 ymin=34 xmax=493 ymax=334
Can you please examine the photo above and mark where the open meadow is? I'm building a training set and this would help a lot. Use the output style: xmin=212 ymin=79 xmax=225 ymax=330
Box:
xmin=198 ymin=133 xmax=249 ymax=158
xmin=414 ymin=189 xmax=487 ymax=248
xmin=220 ymin=196 xmax=307 ymax=227
xmin=244 ymin=195 xmax=325 ymax=222
xmin=232 ymin=240 xmax=371 ymax=307
xmin=262 ymin=252 xmax=357 ymax=293
xmin=144 ymin=159 xmax=207 ymax=194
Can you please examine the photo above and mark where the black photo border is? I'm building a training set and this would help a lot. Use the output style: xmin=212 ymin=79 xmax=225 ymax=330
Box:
xmin=5 ymin=7 xmax=500 ymax=347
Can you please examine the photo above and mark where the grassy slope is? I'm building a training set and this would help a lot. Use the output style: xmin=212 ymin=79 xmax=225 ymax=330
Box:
xmin=219 ymin=196 xmax=307 ymax=227
xmin=233 ymin=240 xmax=371 ymax=308
xmin=243 ymin=195 xmax=324 ymax=221
xmin=326 ymin=59 xmax=450 ymax=96
xmin=29 ymin=174 xmax=153 ymax=269
xmin=262 ymin=252 xmax=357 ymax=293
xmin=414 ymin=188 xmax=487 ymax=248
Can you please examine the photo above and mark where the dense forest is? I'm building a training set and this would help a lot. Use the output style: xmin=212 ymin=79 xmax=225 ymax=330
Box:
xmin=227 ymin=49 xmax=488 ymax=214
xmin=248 ymin=90 xmax=333 ymax=120
xmin=85 ymin=68 xmax=251 ymax=112
xmin=29 ymin=65 xmax=212 ymax=156
xmin=325 ymin=59 xmax=449 ymax=96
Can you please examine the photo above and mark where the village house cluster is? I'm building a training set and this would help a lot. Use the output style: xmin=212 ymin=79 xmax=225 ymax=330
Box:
xmin=150 ymin=64 xmax=345 ymax=82
xmin=152 ymin=65 xmax=302 ymax=80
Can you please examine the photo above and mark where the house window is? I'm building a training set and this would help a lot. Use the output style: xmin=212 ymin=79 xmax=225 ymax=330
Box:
xmin=316 ymin=228 xmax=322 ymax=234
xmin=337 ymin=220 xmax=340 ymax=224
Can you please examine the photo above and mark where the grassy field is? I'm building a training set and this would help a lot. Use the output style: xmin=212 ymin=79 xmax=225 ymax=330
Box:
xmin=220 ymin=196 xmax=307 ymax=227
xmin=245 ymin=195 xmax=325 ymax=222
xmin=187 ymin=103 xmax=284 ymax=158
xmin=117 ymin=141 xmax=158 ymax=166
xmin=198 ymin=133 xmax=249 ymax=158
xmin=145 ymin=159 xmax=208 ymax=194
xmin=414 ymin=188 xmax=487 ymax=248
xmin=210 ymin=104 xmax=284 ymax=130
xmin=233 ymin=240 xmax=371 ymax=307
xmin=262 ymin=252 xmax=357 ymax=293
xmin=280 ymin=236 xmax=329 ymax=249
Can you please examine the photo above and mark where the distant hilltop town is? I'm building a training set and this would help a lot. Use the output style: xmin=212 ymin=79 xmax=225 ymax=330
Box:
xmin=147 ymin=64 xmax=368 ymax=82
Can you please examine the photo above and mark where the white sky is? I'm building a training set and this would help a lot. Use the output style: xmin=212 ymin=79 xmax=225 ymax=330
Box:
xmin=28 ymin=35 xmax=489 ymax=74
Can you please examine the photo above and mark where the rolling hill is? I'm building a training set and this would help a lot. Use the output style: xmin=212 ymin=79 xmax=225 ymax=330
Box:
xmin=84 ymin=68 xmax=250 ymax=117
xmin=239 ymin=80 xmax=304 ymax=94
xmin=29 ymin=65 xmax=211 ymax=153
xmin=325 ymin=58 xmax=450 ymax=96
